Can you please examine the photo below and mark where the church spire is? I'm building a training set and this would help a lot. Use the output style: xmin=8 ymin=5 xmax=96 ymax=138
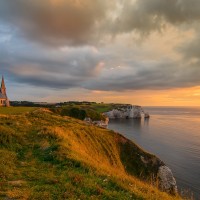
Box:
xmin=0 ymin=75 xmax=9 ymax=107
xmin=1 ymin=76 xmax=7 ymax=96
xmin=1 ymin=76 xmax=6 ymax=88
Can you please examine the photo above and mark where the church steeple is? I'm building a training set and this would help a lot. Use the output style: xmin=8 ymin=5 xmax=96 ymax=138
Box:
xmin=1 ymin=76 xmax=7 ymax=96
xmin=0 ymin=76 xmax=9 ymax=107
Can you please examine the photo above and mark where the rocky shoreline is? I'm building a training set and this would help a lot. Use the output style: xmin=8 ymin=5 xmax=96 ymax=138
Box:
xmin=84 ymin=104 xmax=150 ymax=128
xmin=116 ymin=132 xmax=178 ymax=195
xmin=101 ymin=104 xmax=178 ymax=195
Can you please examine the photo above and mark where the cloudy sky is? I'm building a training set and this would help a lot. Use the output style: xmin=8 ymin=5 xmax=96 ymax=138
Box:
xmin=1 ymin=0 xmax=200 ymax=106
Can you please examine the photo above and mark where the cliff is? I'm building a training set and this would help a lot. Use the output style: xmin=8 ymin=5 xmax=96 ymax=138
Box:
xmin=0 ymin=108 xmax=180 ymax=199
xmin=105 ymin=105 xmax=149 ymax=119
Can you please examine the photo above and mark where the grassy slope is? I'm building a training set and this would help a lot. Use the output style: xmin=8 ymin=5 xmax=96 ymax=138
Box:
xmin=0 ymin=107 xmax=37 ymax=115
xmin=89 ymin=103 xmax=115 ymax=113
xmin=57 ymin=103 xmax=117 ymax=113
xmin=0 ymin=108 xmax=181 ymax=200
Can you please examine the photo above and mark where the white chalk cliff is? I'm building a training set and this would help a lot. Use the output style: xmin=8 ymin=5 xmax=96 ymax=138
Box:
xmin=105 ymin=105 xmax=149 ymax=119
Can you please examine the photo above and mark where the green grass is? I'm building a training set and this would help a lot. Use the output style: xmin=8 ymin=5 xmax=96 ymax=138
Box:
xmin=89 ymin=103 xmax=115 ymax=113
xmin=0 ymin=107 xmax=37 ymax=115
xmin=0 ymin=108 xmax=183 ymax=200
xmin=51 ymin=103 xmax=118 ymax=121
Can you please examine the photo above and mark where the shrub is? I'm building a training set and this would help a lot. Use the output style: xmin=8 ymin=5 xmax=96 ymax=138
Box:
xmin=61 ymin=108 xmax=86 ymax=120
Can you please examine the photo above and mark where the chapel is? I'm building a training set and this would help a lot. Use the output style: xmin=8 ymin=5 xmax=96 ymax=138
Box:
xmin=0 ymin=76 xmax=10 ymax=107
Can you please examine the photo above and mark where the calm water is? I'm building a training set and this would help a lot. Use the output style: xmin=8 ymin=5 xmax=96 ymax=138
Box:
xmin=108 ymin=107 xmax=200 ymax=199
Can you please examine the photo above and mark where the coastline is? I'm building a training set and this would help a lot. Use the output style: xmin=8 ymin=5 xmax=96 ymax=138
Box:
xmin=108 ymin=107 xmax=200 ymax=199
xmin=0 ymin=108 xmax=181 ymax=199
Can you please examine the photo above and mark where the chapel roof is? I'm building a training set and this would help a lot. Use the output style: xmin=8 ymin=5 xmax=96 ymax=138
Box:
xmin=1 ymin=76 xmax=5 ymax=89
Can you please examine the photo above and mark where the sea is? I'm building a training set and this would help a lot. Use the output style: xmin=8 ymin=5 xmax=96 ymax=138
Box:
xmin=108 ymin=107 xmax=200 ymax=199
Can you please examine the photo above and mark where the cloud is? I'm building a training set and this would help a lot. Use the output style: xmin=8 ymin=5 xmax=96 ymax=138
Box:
xmin=0 ymin=34 xmax=104 ymax=89
xmin=1 ymin=0 xmax=200 ymax=97
xmin=1 ymin=27 xmax=200 ymax=93
xmin=178 ymin=29 xmax=200 ymax=61
xmin=83 ymin=59 xmax=200 ymax=91
xmin=0 ymin=0 xmax=113 ymax=46
xmin=2 ymin=0 xmax=200 ymax=47
xmin=110 ymin=0 xmax=200 ymax=36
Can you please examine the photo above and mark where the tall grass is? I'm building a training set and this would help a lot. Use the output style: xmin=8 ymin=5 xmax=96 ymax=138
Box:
xmin=0 ymin=108 xmax=183 ymax=199
xmin=0 ymin=107 xmax=36 ymax=115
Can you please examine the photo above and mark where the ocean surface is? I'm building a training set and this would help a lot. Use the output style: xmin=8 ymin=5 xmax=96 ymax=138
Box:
xmin=108 ymin=107 xmax=200 ymax=199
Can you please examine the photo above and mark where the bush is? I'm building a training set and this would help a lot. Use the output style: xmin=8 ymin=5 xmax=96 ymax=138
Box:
xmin=85 ymin=109 xmax=103 ymax=121
xmin=51 ymin=106 xmax=104 ymax=121
xmin=61 ymin=108 xmax=86 ymax=120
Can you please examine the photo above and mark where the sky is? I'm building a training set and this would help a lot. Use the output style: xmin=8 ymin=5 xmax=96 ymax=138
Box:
xmin=0 ymin=0 xmax=200 ymax=106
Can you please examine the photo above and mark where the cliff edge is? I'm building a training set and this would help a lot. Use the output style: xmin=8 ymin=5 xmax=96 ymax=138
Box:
xmin=105 ymin=104 xmax=149 ymax=119
xmin=0 ymin=108 xmax=179 ymax=199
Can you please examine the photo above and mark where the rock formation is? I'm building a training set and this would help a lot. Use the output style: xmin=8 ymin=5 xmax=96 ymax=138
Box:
xmin=158 ymin=166 xmax=178 ymax=194
xmin=84 ymin=116 xmax=109 ymax=128
xmin=104 ymin=105 xmax=149 ymax=119
xmin=138 ymin=153 xmax=177 ymax=195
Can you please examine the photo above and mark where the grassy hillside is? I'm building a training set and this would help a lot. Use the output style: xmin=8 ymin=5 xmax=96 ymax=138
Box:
xmin=50 ymin=102 xmax=116 ymax=121
xmin=0 ymin=107 xmax=37 ymax=115
xmin=54 ymin=102 xmax=117 ymax=113
xmin=50 ymin=102 xmax=127 ymax=120
xmin=0 ymin=108 xmax=182 ymax=200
